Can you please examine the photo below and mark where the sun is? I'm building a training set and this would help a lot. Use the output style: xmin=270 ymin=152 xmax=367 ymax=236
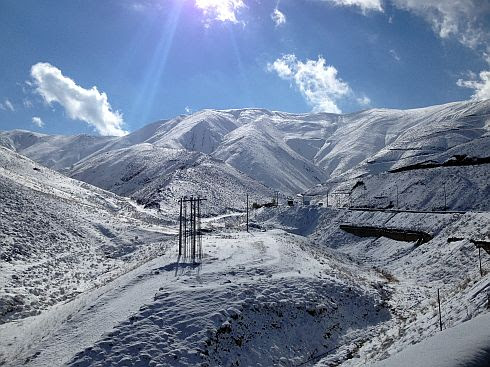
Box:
xmin=194 ymin=0 xmax=245 ymax=23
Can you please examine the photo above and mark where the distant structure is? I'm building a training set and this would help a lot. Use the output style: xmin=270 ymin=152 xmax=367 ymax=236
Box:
xmin=178 ymin=196 xmax=206 ymax=263
xmin=330 ymin=191 xmax=350 ymax=208
xmin=298 ymin=193 xmax=312 ymax=206
xmin=273 ymin=191 xmax=280 ymax=207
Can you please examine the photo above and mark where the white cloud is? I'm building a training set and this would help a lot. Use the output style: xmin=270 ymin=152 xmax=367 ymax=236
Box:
xmin=389 ymin=1 xmax=490 ymax=99
xmin=357 ymin=95 xmax=371 ymax=106
xmin=271 ymin=8 xmax=286 ymax=26
xmin=457 ymin=70 xmax=490 ymax=100
xmin=389 ymin=49 xmax=401 ymax=61
xmin=268 ymin=54 xmax=351 ymax=113
xmin=130 ymin=3 xmax=146 ymax=12
xmin=391 ymin=0 xmax=490 ymax=52
xmin=322 ymin=0 xmax=383 ymax=13
xmin=0 ymin=99 xmax=15 ymax=112
xmin=195 ymin=0 xmax=245 ymax=23
xmin=30 ymin=62 xmax=127 ymax=136
xmin=269 ymin=54 xmax=295 ymax=79
xmin=124 ymin=0 xmax=164 ymax=12
xmin=23 ymin=99 xmax=33 ymax=109
xmin=185 ymin=106 xmax=193 ymax=114
xmin=484 ymin=52 xmax=490 ymax=66
xmin=466 ymin=70 xmax=477 ymax=80
xmin=32 ymin=116 xmax=44 ymax=128
xmin=324 ymin=1 xmax=489 ymax=55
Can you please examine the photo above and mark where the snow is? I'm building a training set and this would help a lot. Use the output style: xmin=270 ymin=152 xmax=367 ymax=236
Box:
xmin=1 ymin=99 xmax=489 ymax=366
xmin=63 ymin=230 xmax=390 ymax=367
xmin=212 ymin=117 xmax=327 ymax=193
xmin=371 ymin=312 xmax=490 ymax=367
xmin=256 ymin=204 xmax=490 ymax=365
xmin=1 ymin=253 xmax=175 ymax=366
xmin=2 ymin=99 xmax=489 ymax=199
xmin=0 ymin=146 xmax=170 ymax=325
xmin=68 ymin=143 xmax=274 ymax=216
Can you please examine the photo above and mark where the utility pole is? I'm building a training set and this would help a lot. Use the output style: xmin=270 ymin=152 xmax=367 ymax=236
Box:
xmin=437 ymin=289 xmax=443 ymax=331
xmin=246 ymin=194 xmax=249 ymax=232
xmin=183 ymin=196 xmax=187 ymax=257
xmin=191 ymin=197 xmax=195 ymax=260
xmin=179 ymin=198 xmax=183 ymax=256
xmin=198 ymin=198 xmax=202 ymax=259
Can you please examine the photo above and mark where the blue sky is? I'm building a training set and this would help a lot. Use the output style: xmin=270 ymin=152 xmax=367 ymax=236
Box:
xmin=0 ymin=0 xmax=489 ymax=136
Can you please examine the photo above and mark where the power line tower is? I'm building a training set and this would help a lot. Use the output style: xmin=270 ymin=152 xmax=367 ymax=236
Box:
xmin=178 ymin=196 xmax=206 ymax=263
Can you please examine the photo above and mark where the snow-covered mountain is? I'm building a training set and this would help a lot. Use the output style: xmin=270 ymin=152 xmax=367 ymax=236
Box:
xmin=212 ymin=117 xmax=327 ymax=193
xmin=2 ymin=100 xmax=489 ymax=205
xmin=69 ymin=143 xmax=274 ymax=216
xmin=1 ymin=100 xmax=489 ymax=367
xmin=0 ymin=130 xmax=115 ymax=171
xmin=330 ymin=100 xmax=490 ymax=178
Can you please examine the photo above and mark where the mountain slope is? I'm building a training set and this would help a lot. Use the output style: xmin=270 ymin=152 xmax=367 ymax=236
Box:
xmin=0 ymin=146 xmax=170 ymax=324
xmin=69 ymin=143 xmax=274 ymax=215
xmin=1 ymin=100 xmax=489 ymax=367
xmin=305 ymin=100 xmax=490 ymax=211
xmin=212 ymin=117 xmax=327 ymax=193
xmin=0 ymin=130 xmax=116 ymax=171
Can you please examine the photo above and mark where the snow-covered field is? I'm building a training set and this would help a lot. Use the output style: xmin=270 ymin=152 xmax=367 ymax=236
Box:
xmin=1 ymin=100 xmax=489 ymax=366
xmin=1 ymin=227 xmax=393 ymax=367
xmin=2 ymin=203 xmax=488 ymax=366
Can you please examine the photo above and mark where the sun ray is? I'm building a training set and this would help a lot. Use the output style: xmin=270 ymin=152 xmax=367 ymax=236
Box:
xmin=228 ymin=25 xmax=255 ymax=106
xmin=129 ymin=1 xmax=184 ymax=124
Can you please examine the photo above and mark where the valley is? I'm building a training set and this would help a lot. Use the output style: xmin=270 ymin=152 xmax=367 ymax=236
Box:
xmin=0 ymin=100 xmax=489 ymax=366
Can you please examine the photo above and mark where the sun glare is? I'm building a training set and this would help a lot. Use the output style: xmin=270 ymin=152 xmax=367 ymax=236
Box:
xmin=194 ymin=0 xmax=245 ymax=23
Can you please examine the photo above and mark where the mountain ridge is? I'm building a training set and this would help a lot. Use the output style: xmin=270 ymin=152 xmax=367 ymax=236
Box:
xmin=1 ymin=99 xmax=489 ymax=210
